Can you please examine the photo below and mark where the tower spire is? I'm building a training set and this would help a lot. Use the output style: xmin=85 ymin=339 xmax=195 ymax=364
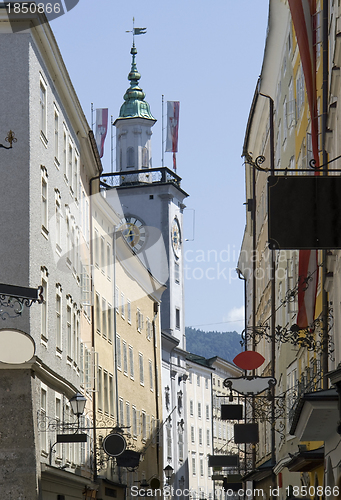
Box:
xmin=117 ymin=41 xmax=155 ymax=121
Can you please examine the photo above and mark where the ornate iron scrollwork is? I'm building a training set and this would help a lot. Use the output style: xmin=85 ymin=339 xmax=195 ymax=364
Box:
xmin=241 ymin=308 xmax=334 ymax=360
xmin=0 ymin=130 xmax=17 ymax=149
xmin=0 ymin=285 xmax=43 ymax=320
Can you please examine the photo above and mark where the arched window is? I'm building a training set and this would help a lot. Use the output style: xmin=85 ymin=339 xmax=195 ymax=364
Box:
xmin=142 ymin=147 xmax=149 ymax=168
xmin=127 ymin=147 xmax=135 ymax=168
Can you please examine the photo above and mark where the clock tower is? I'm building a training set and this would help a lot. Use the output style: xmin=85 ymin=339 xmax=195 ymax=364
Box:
xmin=106 ymin=42 xmax=189 ymax=493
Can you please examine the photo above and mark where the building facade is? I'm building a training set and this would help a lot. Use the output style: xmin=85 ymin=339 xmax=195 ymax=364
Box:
xmin=0 ymin=8 xmax=101 ymax=498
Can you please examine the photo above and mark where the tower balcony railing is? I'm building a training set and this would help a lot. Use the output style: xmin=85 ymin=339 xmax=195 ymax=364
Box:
xmin=99 ymin=167 xmax=182 ymax=190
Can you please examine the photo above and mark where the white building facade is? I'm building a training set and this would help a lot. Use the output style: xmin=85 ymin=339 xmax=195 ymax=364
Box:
xmin=0 ymin=9 xmax=100 ymax=498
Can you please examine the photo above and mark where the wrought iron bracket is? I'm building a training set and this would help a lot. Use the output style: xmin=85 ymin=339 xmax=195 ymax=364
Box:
xmin=0 ymin=283 xmax=43 ymax=320
xmin=0 ymin=130 xmax=17 ymax=149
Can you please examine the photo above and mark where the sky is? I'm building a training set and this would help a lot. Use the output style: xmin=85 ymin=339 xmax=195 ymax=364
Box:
xmin=52 ymin=0 xmax=270 ymax=334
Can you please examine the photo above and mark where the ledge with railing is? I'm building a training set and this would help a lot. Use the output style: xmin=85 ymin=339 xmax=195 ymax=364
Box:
xmin=99 ymin=167 xmax=183 ymax=190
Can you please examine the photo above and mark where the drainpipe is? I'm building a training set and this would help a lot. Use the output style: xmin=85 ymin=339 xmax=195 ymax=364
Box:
xmin=260 ymin=91 xmax=276 ymax=497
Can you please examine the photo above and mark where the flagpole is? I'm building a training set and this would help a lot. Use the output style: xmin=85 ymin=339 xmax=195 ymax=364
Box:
xmin=111 ymin=115 xmax=114 ymax=176
xmin=161 ymin=95 xmax=164 ymax=167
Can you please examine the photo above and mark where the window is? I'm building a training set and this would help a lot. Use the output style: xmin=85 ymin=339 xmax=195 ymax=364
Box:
xmin=101 ymin=236 xmax=105 ymax=272
xmin=175 ymin=261 xmax=180 ymax=284
xmin=132 ymin=406 xmax=137 ymax=436
xmin=198 ymin=402 xmax=202 ymax=418
xmin=189 ymin=400 xmax=194 ymax=416
xmin=127 ymin=147 xmax=135 ymax=168
xmin=107 ymin=243 xmax=112 ymax=279
xmin=139 ymin=353 xmax=144 ymax=385
xmin=206 ymin=429 xmax=210 ymax=447
xmin=55 ymin=192 xmax=62 ymax=252
xmin=102 ymin=298 xmax=107 ymax=338
xmin=197 ymin=375 xmax=200 ymax=387
xmin=121 ymin=293 xmax=125 ymax=317
xmin=123 ymin=341 xmax=128 ymax=375
xmin=56 ymin=288 xmax=62 ymax=352
xmin=41 ymin=167 xmax=48 ymax=234
xmin=96 ymin=293 xmax=101 ymax=334
xmin=206 ymin=404 xmax=210 ymax=420
xmin=149 ymin=359 xmax=153 ymax=391
xmin=63 ymin=129 xmax=67 ymax=180
xmin=126 ymin=402 xmax=131 ymax=431
xmin=178 ymin=431 xmax=184 ymax=461
xmin=67 ymin=302 xmax=72 ymax=359
xmin=103 ymin=371 xmax=108 ymax=413
xmin=81 ymin=266 xmax=91 ymax=318
xmin=205 ymin=378 xmax=208 ymax=389
xmin=54 ymin=109 xmax=59 ymax=162
xmin=40 ymin=81 xmax=46 ymax=137
xmin=109 ymin=375 xmax=114 ymax=416
xmin=119 ymin=398 xmax=124 ymax=426
xmin=116 ymin=335 xmax=121 ymax=370
xmin=129 ymin=346 xmax=134 ymax=379
xmin=55 ymin=396 xmax=62 ymax=459
xmin=191 ymin=425 xmax=195 ymax=443
xmin=146 ymin=318 xmax=152 ymax=340
xmin=142 ymin=147 xmax=149 ymax=167
xmin=96 ymin=368 xmax=103 ymax=413
xmin=94 ymin=229 xmax=99 ymax=268
xmin=167 ymin=426 xmax=172 ymax=460
xmin=108 ymin=305 xmax=113 ymax=343
xmin=175 ymin=308 xmax=180 ymax=329
xmin=137 ymin=308 xmax=143 ymax=332
xmin=115 ymin=285 xmax=119 ymax=312
xmin=199 ymin=428 xmax=203 ymax=445
xmin=41 ymin=275 xmax=48 ymax=342
xmin=189 ymin=372 xmax=192 ymax=384
xmin=68 ymin=143 xmax=73 ymax=190
xmin=72 ymin=309 xmax=77 ymax=362
xmin=127 ymin=300 xmax=131 ymax=323
xmin=142 ymin=411 xmax=147 ymax=440
xmin=200 ymin=455 xmax=204 ymax=476
xmin=40 ymin=386 xmax=47 ymax=453
xmin=74 ymin=153 xmax=79 ymax=199
xmin=192 ymin=455 xmax=196 ymax=475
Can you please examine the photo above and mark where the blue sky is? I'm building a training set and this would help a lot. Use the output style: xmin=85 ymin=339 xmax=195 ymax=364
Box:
xmin=52 ymin=0 xmax=269 ymax=333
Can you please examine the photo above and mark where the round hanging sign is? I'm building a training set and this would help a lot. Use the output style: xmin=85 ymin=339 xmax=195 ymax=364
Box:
xmin=102 ymin=433 xmax=127 ymax=457
xmin=0 ymin=329 xmax=35 ymax=364
xmin=233 ymin=351 xmax=265 ymax=370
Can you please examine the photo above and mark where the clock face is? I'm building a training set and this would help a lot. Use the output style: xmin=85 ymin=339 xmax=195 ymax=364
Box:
xmin=119 ymin=216 xmax=146 ymax=253
xmin=171 ymin=218 xmax=181 ymax=257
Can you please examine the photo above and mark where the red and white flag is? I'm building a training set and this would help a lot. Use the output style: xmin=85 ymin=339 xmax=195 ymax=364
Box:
xmin=95 ymin=108 xmax=108 ymax=158
xmin=166 ymin=101 xmax=180 ymax=170
xmin=288 ymin=0 xmax=319 ymax=328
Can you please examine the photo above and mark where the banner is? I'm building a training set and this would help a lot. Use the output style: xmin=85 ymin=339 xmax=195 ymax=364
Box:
xmin=165 ymin=101 xmax=180 ymax=153
xmin=288 ymin=0 xmax=319 ymax=328
xmin=95 ymin=108 xmax=108 ymax=158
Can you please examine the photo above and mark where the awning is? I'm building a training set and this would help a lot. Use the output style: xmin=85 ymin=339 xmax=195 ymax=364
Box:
xmin=286 ymin=447 xmax=324 ymax=472
xmin=289 ymin=388 xmax=338 ymax=441
xmin=242 ymin=459 xmax=274 ymax=482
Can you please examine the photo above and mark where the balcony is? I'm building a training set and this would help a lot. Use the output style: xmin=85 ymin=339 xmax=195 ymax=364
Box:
xmin=99 ymin=167 xmax=182 ymax=190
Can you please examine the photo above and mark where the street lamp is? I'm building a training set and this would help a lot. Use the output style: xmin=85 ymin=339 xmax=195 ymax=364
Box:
xmin=164 ymin=465 xmax=174 ymax=485
xmin=69 ymin=392 xmax=87 ymax=417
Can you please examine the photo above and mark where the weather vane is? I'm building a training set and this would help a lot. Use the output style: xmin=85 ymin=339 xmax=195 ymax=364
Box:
xmin=126 ymin=17 xmax=147 ymax=44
